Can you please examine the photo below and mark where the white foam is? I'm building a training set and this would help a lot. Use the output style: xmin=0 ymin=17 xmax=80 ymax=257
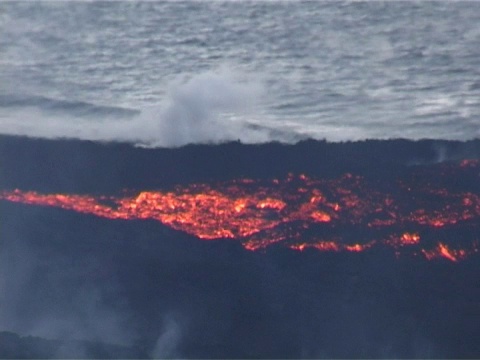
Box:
xmin=0 ymin=68 xmax=280 ymax=147
xmin=414 ymin=95 xmax=457 ymax=116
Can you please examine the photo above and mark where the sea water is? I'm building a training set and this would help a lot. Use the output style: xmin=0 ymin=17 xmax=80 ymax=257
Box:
xmin=1 ymin=1 xmax=479 ymax=146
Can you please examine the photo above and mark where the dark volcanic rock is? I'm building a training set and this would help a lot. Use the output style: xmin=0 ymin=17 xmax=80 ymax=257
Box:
xmin=1 ymin=135 xmax=480 ymax=358
xmin=0 ymin=331 xmax=147 ymax=359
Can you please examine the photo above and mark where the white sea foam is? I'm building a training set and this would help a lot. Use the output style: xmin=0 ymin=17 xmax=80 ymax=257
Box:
xmin=0 ymin=68 xmax=282 ymax=147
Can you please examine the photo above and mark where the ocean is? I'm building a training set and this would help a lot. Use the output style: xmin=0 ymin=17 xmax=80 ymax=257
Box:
xmin=1 ymin=1 xmax=479 ymax=145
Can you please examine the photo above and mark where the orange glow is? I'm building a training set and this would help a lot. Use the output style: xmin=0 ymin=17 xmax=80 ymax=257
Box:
xmin=400 ymin=232 xmax=421 ymax=245
xmin=314 ymin=241 xmax=341 ymax=252
xmin=421 ymin=243 xmax=472 ymax=262
xmin=344 ymin=243 xmax=368 ymax=252
xmin=290 ymin=241 xmax=340 ymax=252
xmin=460 ymin=159 xmax=480 ymax=168
xmin=310 ymin=211 xmax=331 ymax=222
xmin=1 ymin=160 xmax=479 ymax=262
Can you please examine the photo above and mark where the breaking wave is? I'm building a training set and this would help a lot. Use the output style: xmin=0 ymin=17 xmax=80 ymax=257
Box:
xmin=0 ymin=69 xmax=291 ymax=147
xmin=1 ymin=66 xmax=479 ymax=147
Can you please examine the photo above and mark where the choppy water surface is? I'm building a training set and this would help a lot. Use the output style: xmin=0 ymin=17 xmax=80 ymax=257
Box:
xmin=1 ymin=1 xmax=479 ymax=145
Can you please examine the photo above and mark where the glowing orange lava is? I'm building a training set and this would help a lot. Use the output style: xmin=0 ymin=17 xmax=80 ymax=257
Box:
xmin=421 ymin=243 xmax=473 ymax=262
xmin=1 ymin=161 xmax=479 ymax=261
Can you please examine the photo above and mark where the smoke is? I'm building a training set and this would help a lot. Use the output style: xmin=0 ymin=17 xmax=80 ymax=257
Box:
xmin=151 ymin=315 xmax=184 ymax=359
xmin=0 ymin=67 xmax=278 ymax=147
xmin=132 ymin=67 xmax=272 ymax=147
xmin=408 ymin=141 xmax=480 ymax=165
xmin=0 ymin=214 xmax=133 ymax=351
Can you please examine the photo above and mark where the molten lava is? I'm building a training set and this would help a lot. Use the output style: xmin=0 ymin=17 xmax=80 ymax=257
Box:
xmin=1 ymin=160 xmax=479 ymax=261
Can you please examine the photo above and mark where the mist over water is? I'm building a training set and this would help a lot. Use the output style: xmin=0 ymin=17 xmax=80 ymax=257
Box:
xmin=0 ymin=68 xmax=274 ymax=147
xmin=1 ymin=1 xmax=479 ymax=145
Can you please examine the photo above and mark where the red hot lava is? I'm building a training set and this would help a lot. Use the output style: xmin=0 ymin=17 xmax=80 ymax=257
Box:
xmin=1 ymin=160 xmax=479 ymax=261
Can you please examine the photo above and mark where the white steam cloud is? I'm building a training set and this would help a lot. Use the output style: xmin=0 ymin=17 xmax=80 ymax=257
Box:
xmin=151 ymin=315 xmax=184 ymax=358
xmin=0 ymin=68 xmax=278 ymax=147
xmin=0 ymin=234 xmax=132 ymax=348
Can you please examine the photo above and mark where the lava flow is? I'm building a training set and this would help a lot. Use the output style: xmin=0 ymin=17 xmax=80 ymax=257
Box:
xmin=1 ymin=160 xmax=479 ymax=261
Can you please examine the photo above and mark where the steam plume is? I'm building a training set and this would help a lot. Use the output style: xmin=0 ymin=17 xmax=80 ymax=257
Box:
xmin=0 ymin=68 xmax=272 ymax=147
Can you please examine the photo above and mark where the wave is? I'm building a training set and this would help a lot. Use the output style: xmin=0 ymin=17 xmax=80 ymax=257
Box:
xmin=1 ymin=67 xmax=479 ymax=147
xmin=0 ymin=69 xmax=287 ymax=147
xmin=0 ymin=93 xmax=138 ymax=118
